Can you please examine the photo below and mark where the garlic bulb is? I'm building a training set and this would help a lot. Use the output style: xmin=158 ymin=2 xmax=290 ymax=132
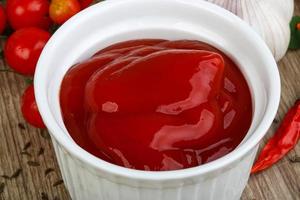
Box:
xmin=205 ymin=0 xmax=294 ymax=61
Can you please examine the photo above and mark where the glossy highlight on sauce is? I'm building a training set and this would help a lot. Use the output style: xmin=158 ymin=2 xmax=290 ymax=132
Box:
xmin=60 ymin=39 xmax=253 ymax=171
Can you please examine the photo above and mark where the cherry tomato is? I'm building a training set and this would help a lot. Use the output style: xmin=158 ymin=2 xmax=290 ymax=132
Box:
xmin=4 ymin=27 xmax=51 ymax=75
xmin=6 ymin=0 xmax=51 ymax=30
xmin=0 ymin=5 xmax=6 ymax=34
xmin=49 ymin=0 xmax=81 ymax=25
xmin=21 ymin=84 xmax=46 ymax=128
xmin=78 ymin=0 xmax=93 ymax=9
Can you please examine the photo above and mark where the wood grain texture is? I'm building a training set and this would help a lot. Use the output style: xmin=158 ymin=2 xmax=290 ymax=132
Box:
xmin=1 ymin=1 xmax=300 ymax=200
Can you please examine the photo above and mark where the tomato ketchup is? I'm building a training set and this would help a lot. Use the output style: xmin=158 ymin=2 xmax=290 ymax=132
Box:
xmin=60 ymin=39 xmax=252 ymax=171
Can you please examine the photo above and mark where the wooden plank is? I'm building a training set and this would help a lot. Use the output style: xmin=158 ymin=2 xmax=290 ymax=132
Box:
xmin=0 ymin=42 xmax=70 ymax=200
xmin=0 ymin=2 xmax=300 ymax=200
xmin=241 ymin=2 xmax=300 ymax=200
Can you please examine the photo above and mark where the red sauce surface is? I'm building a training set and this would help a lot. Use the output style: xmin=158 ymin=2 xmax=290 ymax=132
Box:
xmin=60 ymin=39 xmax=253 ymax=171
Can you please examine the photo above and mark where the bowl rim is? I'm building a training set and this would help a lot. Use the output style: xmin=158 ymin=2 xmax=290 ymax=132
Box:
xmin=34 ymin=0 xmax=281 ymax=181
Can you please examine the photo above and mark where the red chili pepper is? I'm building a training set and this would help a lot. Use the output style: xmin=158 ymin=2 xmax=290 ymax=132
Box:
xmin=251 ymin=100 xmax=300 ymax=174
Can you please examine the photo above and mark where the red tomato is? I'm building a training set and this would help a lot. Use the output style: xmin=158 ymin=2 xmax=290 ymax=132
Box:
xmin=0 ymin=5 xmax=6 ymax=34
xmin=78 ymin=0 xmax=93 ymax=9
xmin=6 ymin=0 xmax=51 ymax=30
xmin=49 ymin=0 xmax=81 ymax=25
xmin=4 ymin=27 xmax=51 ymax=75
xmin=21 ymin=84 xmax=46 ymax=128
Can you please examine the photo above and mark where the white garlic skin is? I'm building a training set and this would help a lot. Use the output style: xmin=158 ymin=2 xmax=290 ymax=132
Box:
xmin=206 ymin=0 xmax=294 ymax=61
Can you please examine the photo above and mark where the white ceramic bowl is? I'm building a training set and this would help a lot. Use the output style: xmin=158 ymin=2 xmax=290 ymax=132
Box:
xmin=34 ymin=0 xmax=281 ymax=199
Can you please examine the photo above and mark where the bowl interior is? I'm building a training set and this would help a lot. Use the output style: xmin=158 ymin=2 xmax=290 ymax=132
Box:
xmin=35 ymin=0 xmax=280 ymax=179
xmin=49 ymin=28 xmax=263 ymax=143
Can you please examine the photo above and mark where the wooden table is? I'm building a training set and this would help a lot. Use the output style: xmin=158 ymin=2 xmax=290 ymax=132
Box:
xmin=1 ymin=3 xmax=300 ymax=200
